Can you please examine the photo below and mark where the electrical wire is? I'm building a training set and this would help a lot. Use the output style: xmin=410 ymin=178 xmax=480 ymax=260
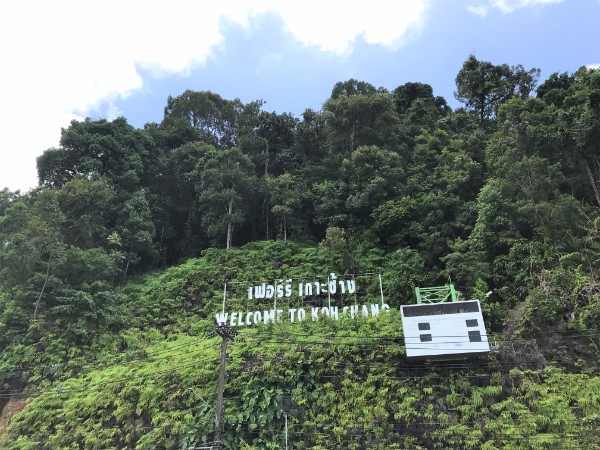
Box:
xmin=1 ymin=327 xmax=597 ymax=384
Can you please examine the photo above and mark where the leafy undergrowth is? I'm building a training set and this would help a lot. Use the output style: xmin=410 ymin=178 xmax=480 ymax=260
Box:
xmin=2 ymin=242 xmax=600 ymax=449
xmin=3 ymin=315 xmax=600 ymax=449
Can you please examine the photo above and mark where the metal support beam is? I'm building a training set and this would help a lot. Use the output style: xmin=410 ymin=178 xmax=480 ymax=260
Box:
xmin=415 ymin=284 xmax=457 ymax=304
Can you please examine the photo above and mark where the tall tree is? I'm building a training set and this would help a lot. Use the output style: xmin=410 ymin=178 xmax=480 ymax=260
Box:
xmin=0 ymin=188 xmax=20 ymax=216
xmin=37 ymin=117 xmax=153 ymax=191
xmin=330 ymin=78 xmax=380 ymax=98
xmin=56 ymin=178 xmax=115 ymax=250
xmin=198 ymin=148 xmax=256 ymax=249
xmin=323 ymin=81 xmax=399 ymax=154
xmin=266 ymin=173 xmax=303 ymax=241
xmin=0 ymin=191 xmax=66 ymax=325
xmin=560 ymin=67 xmax=600 ymax=207
xmin=393 ymin=82 xmax=449 ymax=116
xmin=240 ymin=111 xmax=298 ymax=176
xmin=162 ymin=90 xmax=264 ymax=149
xmin=114 ymin=190 xmax=156 ymax=279
xmin=294 ymin=109 xmax=327 ymax=166
xmin=455 ymin=54 xmax=540 ymax=122
xmin=536 ymin=71 xmax=574 ymax=107
xmin=342 ymin=145 xmax=404 ymax=220
xmin=161 ymin=142 xmax=215 ymax=260
xmin=311 ymin=180 xmax=349 ymax=229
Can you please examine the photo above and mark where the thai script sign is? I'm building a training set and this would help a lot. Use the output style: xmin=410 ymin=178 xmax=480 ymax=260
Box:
xmin=217 ymin=272 xmax=389 ymax=327
xmin=247 ymin=273 xmax=355 ymax=300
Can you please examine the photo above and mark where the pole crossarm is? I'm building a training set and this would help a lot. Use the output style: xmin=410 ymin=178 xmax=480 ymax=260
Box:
xmin=215 ymin=325 xmax=237 ymax=339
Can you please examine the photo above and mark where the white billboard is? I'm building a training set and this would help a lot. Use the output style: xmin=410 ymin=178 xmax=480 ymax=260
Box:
xmin=401 ymin=300 xmax=490 ymax=359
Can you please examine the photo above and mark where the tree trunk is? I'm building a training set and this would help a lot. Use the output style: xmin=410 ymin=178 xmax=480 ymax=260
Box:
xmin=226 ymin=198 xmax=233 ymax=249
xmin=262 ymin=198 xmax=269 ymax=240
xmin=155 ymin=226 xmax=165 ymax=269
xmin=123 ymin=245 xmax=133 ymax=281
xmin=581 ymin=158 xmax=600 ymax=207
xmin=265 ymin=141 xmax=269 ymax=176
xmin=33 ymin=255 xmax=52 ymax=321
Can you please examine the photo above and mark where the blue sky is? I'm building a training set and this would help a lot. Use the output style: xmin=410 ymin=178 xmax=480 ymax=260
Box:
xmin=1 ymin=0 xmax=599 ymax=192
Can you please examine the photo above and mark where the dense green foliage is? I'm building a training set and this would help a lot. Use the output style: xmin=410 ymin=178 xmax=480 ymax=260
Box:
xmin=1 ymin=56 xmax=600 ymax=448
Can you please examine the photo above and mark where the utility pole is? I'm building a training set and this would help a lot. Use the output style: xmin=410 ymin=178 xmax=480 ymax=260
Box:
xmin=212 ymin=325 xmax=236 ymax=449
xmin=284 ymin=411 xmax=288 ymax=450
xmin=277 ymin=396 xmax=292 ymax=450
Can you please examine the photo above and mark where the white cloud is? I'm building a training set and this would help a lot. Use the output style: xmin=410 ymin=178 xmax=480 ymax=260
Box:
xmin=0 ymin=0 xmax=428 ymax=192
xmin=492 ymin=0 xmax=563 ymax=13
xmin=467 ymin=5 xmax=490 ymax=16
xmin=267 ymin=1 xmax=427 ymax=55
xmin=587 ymin=63 xmax=600 ymax=70
xmin=468 ymin=0 xmax=563 ymax=15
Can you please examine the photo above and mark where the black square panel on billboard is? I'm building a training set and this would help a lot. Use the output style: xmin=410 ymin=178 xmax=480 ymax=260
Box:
xmin=420 ymin=334 xmax=432 ymax=342
xmin=468 ymin=330 xmax=482 ymax=342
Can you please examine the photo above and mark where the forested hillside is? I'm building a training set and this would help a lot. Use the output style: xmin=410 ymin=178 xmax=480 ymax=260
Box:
xmin=1 ymin=55 xmax=600 ymax=449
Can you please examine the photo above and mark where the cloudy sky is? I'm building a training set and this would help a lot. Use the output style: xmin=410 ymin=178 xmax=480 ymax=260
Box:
xmin=1 ymin=0 xmax=599 ymax=192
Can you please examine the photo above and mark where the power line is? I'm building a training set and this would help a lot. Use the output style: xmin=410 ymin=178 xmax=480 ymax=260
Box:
xmin=2 ymin=353 xmax=594 ymax=400
xmin=1 ymin=325 xmax=597 ymax=401
xmin=1 ymin=328 xmax=596 ymax=385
